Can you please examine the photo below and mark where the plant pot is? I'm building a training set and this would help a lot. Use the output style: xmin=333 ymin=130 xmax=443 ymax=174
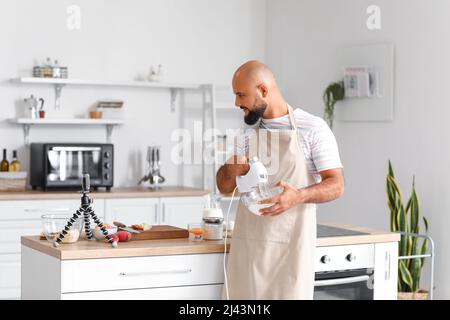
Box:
xmin=397 ymin=290 xmax=429 ymax=300
xmin=39 ymin=110 xmax=45 ymax=118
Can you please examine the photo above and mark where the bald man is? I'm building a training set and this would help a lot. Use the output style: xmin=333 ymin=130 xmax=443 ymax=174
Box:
xmin=217 ymin=60 xmax=344 ymax=300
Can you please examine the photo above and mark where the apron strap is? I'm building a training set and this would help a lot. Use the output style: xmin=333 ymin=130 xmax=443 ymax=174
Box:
xmin=287 ymin=105 xmax=297 ymax=130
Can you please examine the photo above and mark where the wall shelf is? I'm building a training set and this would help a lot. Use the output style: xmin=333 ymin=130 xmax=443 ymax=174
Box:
xmin=8 ymin=118 xmax=124 ymax=145
xmin=10 ymin=77 xmax=202 ymax=111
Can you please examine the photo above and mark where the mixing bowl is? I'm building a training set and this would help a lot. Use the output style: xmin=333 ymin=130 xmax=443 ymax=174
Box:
xmin=41 ymin=214 xmax=83 ymax=244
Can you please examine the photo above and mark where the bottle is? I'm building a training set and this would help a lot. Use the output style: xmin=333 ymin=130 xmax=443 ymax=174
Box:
xmin=156 ymin=64 xmax=163 ymax=82
xmin=52 ymin=59 xmax=61 ymax=78
xmin=0 ymin=149 xmax=9 ymax=172
xmin=43 ymin=57 xmax=53 ymax=78
xmin=9 ymin=150 xmax=21 ymax=172
xmin=148 ymin=65 xmax=157 ymax=82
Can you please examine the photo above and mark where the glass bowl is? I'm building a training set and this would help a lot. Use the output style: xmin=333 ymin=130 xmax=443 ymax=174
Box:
xmin=240 ymin=184 xmax=283 ymax=216
xmin=41 ymin=214 xmax=83 ymax=244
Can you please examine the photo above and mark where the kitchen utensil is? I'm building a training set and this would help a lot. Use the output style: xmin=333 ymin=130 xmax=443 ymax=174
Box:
xmin=138 ymin=146 xmax=165 ymax=188
xmin=112 ymin=221 xmax=141 ymax=234
xmin=91 ymin=226 xmax=118 ymax=240
xmin=23 ymin=94 xmax=41 ymax=119
xmin=130 ymin=225 xmax=189 ymax=240
xmin=236 ymin=156 xmax=283 ymax=215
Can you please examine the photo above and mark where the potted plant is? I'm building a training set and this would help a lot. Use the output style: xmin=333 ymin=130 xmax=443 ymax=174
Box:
xmin=386 ymin=160 xmax=430 ymax=300
xmin=323 ymin=80 xmax=345 ymax=129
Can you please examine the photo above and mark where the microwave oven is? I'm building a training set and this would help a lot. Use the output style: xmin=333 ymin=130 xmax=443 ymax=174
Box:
xmin=30 ymin=143 xmax=114 ymax=191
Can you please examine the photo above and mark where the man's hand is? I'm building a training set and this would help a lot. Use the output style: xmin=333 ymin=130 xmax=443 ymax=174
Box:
xmin=259 ymin=181 xmax=302 ymax=216
xmin=216 ymin=155 xmax=250 ymax=194
xmin=257 ymin=168 xmax=345 ymax=216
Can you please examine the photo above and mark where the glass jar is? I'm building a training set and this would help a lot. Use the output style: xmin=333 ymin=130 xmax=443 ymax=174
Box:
xmin=202 ymin=217 xmax=224 ymax=240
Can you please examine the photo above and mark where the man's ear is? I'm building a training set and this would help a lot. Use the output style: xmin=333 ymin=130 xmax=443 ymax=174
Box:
xmin=257 ymin=84 xmax=268 ymax=98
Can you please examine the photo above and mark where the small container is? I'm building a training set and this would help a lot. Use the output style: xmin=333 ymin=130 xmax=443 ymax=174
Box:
xmin=60 ymin=66 xmax=68 ymax=78
xmin=202 ymin=217 xmax=224 ymax=240
xmin=33 ymin=66 xmax=43 ymax=77
xmin=187 ymin=223 xmax=206 ymax=242
xmin=89 ymin=111 xmax=103 ymax=119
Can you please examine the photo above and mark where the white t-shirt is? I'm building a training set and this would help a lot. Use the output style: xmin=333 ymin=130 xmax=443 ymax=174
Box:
xmin=233 ymin=108 xmax=343 ymax=183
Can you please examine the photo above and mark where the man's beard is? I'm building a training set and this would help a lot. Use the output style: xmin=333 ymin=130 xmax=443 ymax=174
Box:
xmin=244 ymin=100 xmax=267 ymax=125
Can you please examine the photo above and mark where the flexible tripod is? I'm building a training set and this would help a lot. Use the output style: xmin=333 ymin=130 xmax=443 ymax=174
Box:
xmin=53 ymin=173 xmax=117 ymax=248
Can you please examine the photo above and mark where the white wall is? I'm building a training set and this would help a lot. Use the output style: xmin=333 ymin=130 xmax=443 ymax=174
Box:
xmin=266 ymin=0 xmax=449 ymax=299
xmin=0 ymin=0 xmax=265 ymax=188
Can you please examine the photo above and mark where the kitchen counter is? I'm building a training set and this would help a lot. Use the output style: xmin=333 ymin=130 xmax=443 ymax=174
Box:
xmin=0 ymin=186 xmax=210 ymax=200
xmin=21 ymin=223 xmax=400 ymax=260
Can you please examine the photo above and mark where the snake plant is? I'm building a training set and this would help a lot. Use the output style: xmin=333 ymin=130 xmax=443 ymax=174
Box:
xmin=386 ymin=160 xmax=429 ymax=292
xmin=323 ymin=81 xmax=345 ymax=130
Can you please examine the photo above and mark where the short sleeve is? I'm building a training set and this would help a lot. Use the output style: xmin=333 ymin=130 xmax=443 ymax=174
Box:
xmin=309 ymin=120 xmax=343 ymax=172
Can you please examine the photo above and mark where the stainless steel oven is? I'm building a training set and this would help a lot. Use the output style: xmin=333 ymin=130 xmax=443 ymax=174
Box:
xmin=30 ymin=143 xmax=113 ymax=190
xmin=314 ymin=268 xmax=374 ymax=300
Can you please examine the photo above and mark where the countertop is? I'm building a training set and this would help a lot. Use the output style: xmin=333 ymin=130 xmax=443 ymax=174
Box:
xmin=0 ymin=186 xmax=210 ymax=200
xmin=21 ymin=223 xmax=400 ymax=260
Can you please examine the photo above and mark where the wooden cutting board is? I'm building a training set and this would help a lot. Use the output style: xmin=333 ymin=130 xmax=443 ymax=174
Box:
xmin=130 ymin=225 xmax=189 ymax=241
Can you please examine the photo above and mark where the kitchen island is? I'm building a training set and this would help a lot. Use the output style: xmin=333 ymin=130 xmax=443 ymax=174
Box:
xmin=21 ymin=223 xmax=400 ymax=300
xmin=1 ymin=186 xmax=210 ymax=300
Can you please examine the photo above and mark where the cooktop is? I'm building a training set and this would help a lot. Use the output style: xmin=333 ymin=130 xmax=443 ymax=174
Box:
xmin=317 ymin=224 xmax=369 ymax=238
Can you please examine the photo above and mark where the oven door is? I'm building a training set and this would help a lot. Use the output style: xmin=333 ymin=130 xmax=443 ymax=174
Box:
xmin=46 ymin=146 xmax=102 ymax=186
xmin=314 ymin=268 xmax=374 ymax=300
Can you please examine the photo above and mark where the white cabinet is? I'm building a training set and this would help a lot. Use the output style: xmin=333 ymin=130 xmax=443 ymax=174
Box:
xmin=22 ymin=245 xmax=224 ymax=300
xmin=105 ymin=198 xmax=159 ymax=225
xmin=160 ymin=197 xmax=208 ymax=228
xmin=0 ymin=199 xmax=105 ymax=300
xmin=374 ymin=242 xmax=398 ymax=300
xmin=104 ymin=196 xmax=208 ymax=228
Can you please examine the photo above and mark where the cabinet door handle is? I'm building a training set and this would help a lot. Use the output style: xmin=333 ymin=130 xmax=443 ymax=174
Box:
xmin=154 ymin=204 xmax=158 ymax=225
xmin=25 ymin=207 xmax=71 ymax=213
xmin=162 ymin=203 xmax=166 ymax=224
xmin=385 ymin=251 xmax=391 ymax=281
xmin=119 ymin=269 xmax=192 ymax=277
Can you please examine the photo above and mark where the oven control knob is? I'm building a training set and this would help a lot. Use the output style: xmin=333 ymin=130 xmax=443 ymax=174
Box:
xmin=104 ymin=151 xmax=111 ymax=158
xmin=104 ymin=162 xmax=111 ymax=169
xmin=320 ymin=255 xmax=330 ymax=264
xmin=346 ymin=253 xmax=356 ymax=262
xmin=104 ymin=173 xmax=111 ymax=180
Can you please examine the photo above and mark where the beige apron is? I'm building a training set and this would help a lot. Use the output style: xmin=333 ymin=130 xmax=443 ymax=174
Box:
xmin=225 ymin=106 xmax=317 ymax=300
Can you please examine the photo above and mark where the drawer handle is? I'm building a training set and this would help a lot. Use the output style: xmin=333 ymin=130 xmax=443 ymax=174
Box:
xmin=119 ymin=268 xmax=192 ymax=277
xmin=24 ymin=208 xmax=71 ymax=213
